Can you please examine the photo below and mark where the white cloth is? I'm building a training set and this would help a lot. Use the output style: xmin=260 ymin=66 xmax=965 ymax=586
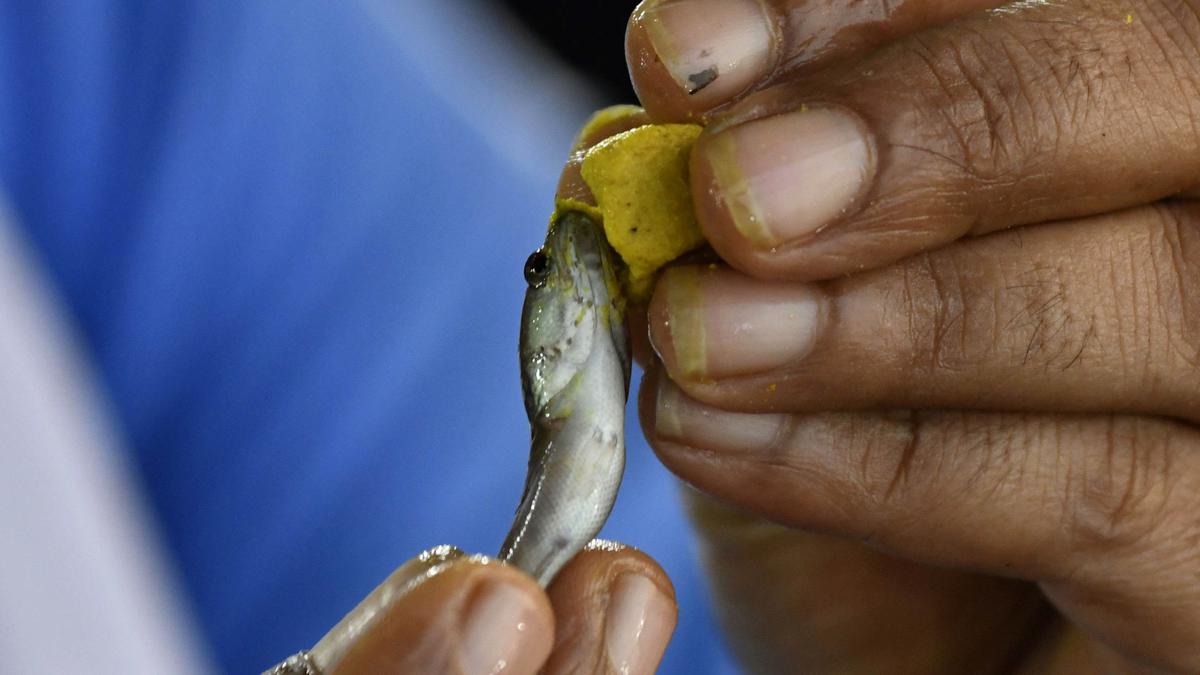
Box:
xmin=0 ymin=199 xmax=212 ymax=674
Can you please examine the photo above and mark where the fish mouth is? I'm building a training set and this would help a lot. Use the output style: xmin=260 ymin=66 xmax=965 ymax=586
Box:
xmin=546 ymin=210 xmax=620 ymax=288
xmin=550 ymin=210 xmax=630 ymax=383
xmin=551 ymin=210 xmax=608 ymax=252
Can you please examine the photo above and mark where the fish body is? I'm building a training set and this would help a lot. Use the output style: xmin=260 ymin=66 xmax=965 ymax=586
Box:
xmin=500 ymin=210 xmax=631 ymax=586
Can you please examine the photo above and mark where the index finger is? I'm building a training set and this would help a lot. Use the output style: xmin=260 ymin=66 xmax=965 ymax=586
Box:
xmin=686 ymin=0 xmax=1200 ymax=280
xmin=625 ymin=0 xmax=1006 ymax=121
xmin=556 ymin=107 xmax=651 ymax=204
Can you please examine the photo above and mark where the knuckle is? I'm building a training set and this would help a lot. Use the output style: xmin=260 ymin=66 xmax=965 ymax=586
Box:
xmin=873 ymin=410 xmax=929 ymax=507
xmin=849 ymin=413 xmax=910 ymax=504
xmin=1113 ymin=201 xmax=1200 ymax=391
xmin=867 ymin=412 xmax=1049 ymax=552
xmin=951 ymin=414 xmax=1042 ymax=504
xmin=901 ymin=252 xmax=980 ymax=374
xmin=1147 ymin=201 xmax=1200 ymax=360
xmin=901 ymin=30 xmax=1031 ymax=187
xmin=902 ymin=249 xmax=1091 ymax=374
xmin=871 ymin=412 xmax=1015 ymax=508
xmin=1002 ymin=261 xmax=1085 ymax=371
xmin=897 ymin=13 xmax=1114 ymax=186
xmin=847 ymin=410 xmax=942 ymax=512
xmin=1065 ymin=417 xmax=1184 ymax=553
xmin=1142 ymin=1 xmax=1200 ymax=78
xmin=1138 ymin=0 xmax=1200 ymax=141
xmin=891 ymin=4 xmax=1200 ymax=226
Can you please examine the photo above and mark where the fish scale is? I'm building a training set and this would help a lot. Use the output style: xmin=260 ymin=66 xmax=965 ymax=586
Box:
xmin=500 ymin=209 xmax=631 ymax=586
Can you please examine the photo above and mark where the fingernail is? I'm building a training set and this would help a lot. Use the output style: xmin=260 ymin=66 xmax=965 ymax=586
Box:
xmin=638 ymin=0 xmax=773 ymax=100
xmin=459 ymin=580 xmax=549 ymax=675
xmin=311 ymin=546 xmax=466 ymax=671
xmin=701 ymin=108 xmax=873 ymax=247
xmin=658 ymin=266 xmax=823 ymax=379
xmin=658 ymin=266 xmax=708 ymax=378
xmin=605 ymin=574 xmax=676 ymax=675
xmin=655 ymin=376 xmax=787 ymax=452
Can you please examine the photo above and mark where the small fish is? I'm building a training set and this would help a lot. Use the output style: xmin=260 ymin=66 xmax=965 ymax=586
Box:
xmin=500 ymin=210 xmax=631 ymax=586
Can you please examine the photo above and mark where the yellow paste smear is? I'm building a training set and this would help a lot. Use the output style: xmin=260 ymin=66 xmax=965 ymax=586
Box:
xmin=553 ymin=108 xmax=706 ymax=305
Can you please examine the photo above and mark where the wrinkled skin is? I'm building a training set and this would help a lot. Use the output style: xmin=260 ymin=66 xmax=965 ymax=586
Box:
xmin=623 ymin=0 xmax=1200 ymax=671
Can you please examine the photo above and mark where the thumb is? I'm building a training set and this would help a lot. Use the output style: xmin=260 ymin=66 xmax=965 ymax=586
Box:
xmin=267 ymin=546 xmax=554 ymax=675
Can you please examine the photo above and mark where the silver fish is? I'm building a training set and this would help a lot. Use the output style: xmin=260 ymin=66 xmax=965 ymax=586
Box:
xmin=499 ymin=210 xmax=631 ymax=586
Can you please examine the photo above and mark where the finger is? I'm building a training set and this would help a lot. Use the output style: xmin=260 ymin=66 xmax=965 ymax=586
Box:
xmin=307 ymin=546 xmax=465 ymax=671
xmin=640 ymin=376 xmax=1200 ymax=671
xmin=625 ymin=0 xmax=1006 ymax=121
xmin=686 ymin=0 xmax=1200 ymax=280
xmin=556 ymin=106 xmax=651 ymax=205
xmin=540 ymin=541 xmax=677 ymax=675
xmin=683 ymin=490 xmax=1048 ymax=674
xmin=647 ymin=203 xmax=1200 ymax=422
xmin=308 ymin=547 xmax=554 ymax=675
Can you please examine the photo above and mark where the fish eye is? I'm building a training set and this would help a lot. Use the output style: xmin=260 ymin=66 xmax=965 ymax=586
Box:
xmin=524 ymin=250 xmax=552 ymax=286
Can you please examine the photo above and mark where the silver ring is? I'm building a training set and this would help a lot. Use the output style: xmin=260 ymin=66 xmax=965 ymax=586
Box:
xmin=263 ymin=651 xmax=321 ymax=675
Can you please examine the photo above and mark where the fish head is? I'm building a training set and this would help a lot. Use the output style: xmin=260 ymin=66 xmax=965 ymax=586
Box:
xmin=519 ymin=210 xmax=628 ymax=421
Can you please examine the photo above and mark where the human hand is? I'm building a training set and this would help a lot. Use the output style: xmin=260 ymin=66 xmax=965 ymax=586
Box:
xmin=264 ymin=543 xmax=675 ymax=675
xmin=625 ymin=0 xmax=1200 ymax=671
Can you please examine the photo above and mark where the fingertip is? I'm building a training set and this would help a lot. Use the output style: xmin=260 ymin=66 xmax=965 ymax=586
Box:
xmin=645 ymin=270 xmax=683 ymax=377
xmin=641 ymin=368 xmax=804 ymax=521
xmin=636 ymin=362 xmax=663 ymax=446
xmin=574 ymin=540 xmax=677 ymax=606
xmin=556 ymin=107 xmax=651 ymax=204
xmin=555 ymin=153 xmax=593 ymax=205
xmin=636 ymin=368 xmax=713 ymax=487
xmin=603 ymin=572 xmax=677 ymax=675
xmin=688 ymin=129 xmax=781 ymax=278
xmin=550 ymin=542 xmax=678 ymax=618
xmin=312 ymin=545 xmax=465 ymax=670
xmin=543 ymin=541 xmax=677 ymax=675
xmin=328 ymin=557 xmax=554 ymax=675
xmin=689 ymin=105 xmax=879 ymax=281
xmin=626 ymin=0 xmax=778 ymax=122
xmin=628 ymin=302 xmax=656 ymax=368
xmin=626 ymin=8 xmax=698 ymax=122
xmin=647 ymin=263 xmax=829 ymax=395
xmin=643 ymin=267 xmax=721 ymax=392
xmin=456 ymin=561 xmax=556 ymax=675
xmin=573 ymin=107 xmax=652 ymax=151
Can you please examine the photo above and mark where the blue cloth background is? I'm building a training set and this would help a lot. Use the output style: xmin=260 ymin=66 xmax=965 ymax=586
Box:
xmin=0 ymin=1 xmax=742 ymax=672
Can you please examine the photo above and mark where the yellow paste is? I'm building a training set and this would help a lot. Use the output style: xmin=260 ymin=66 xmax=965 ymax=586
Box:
xmin=554 ymin=107 xmax=706 ymax=304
